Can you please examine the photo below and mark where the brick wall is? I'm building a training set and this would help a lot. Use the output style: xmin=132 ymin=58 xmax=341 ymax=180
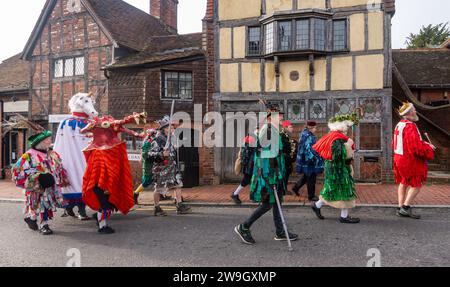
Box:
xmin=108 ymin=57 xmax=210 ymax=185
xmin=29 ymin=0 xmax=112 ymax=123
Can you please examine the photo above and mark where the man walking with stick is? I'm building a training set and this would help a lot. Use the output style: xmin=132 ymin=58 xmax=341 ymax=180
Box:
xmin=393 ymin=102 xmax=435 ymax=219
xmin=234 ymin=106 xmax=298 ymax=246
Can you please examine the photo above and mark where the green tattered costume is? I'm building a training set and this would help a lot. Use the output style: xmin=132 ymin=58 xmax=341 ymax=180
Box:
xmin=249 ymin=124 xmax=286 ymax=204
xmin=320 ymin=139 xmax=357 ymax=209
xmin=141 ymin=139 xmax=153 ymax=188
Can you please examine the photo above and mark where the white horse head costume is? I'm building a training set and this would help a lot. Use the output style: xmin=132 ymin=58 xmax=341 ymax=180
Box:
xmin=68 ymin=92 xmax=98 ymax=118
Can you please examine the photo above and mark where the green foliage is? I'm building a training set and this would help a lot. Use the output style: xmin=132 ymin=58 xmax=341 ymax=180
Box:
xmin=406 ymin=23 xmax=450 ymax=49
xmin=329 ymin=112 xmax=361 ymax=126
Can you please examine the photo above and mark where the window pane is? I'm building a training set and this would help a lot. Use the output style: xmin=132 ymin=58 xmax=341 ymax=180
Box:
xmin=287 ymin=100 xmax=306 ymax=121
xmin=314 ymin=19 xmax=326 ymax=51
xmin=309 ymin=99 xmax=327 ymax=120
xmin=333 ymin=20 xmax=347 ymax=51
xmin=265 ymin=23 xmax=274 ymax=54
xmin=296 ymin=19 xmax=310 ymax=50
xmin=248 ymin=27 xmax=261 ymax=56
xmin=278 ymin=21 xmax=292 ymax=51
xmin=54 ymin=59 xmax=63 ymax=78
xmin=75 ymin=57 xmax=85 ymax=75
xmin=164 ymin=72 xmax=193 ymax=100
xmin=64 ymin=58 xmax=74 ymax=77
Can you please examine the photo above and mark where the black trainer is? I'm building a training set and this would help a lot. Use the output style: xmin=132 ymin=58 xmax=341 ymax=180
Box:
xmin=98 ymin=226 xmax=115 ymax=234
xmin=274 ymin=232 xmax=298 ymax=241
xmin=398 ymin=206 xmax=421 ymax=219
xmin=309 ymin=196 xmax=319 ymax=202
xmin=24 ymin=217 xmax=38 ymax=231
xmin=39 ymin=225 xmax=53 ymax=235
xmin=231 ymin=194 xmax=242 ymax=205
xmin=234 ymin=224 xmax=255 ymax=245
xmin=176 ymin=203 xmax=192 ymax=215
xmin=339 ymin=216 xmax=360 ymax=224
xmin=311 ymin=201 xmax=325 ymax=220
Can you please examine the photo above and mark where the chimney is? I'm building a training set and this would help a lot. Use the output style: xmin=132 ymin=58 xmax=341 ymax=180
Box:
xmin=150 ymin=0 xmax=178 ymax=33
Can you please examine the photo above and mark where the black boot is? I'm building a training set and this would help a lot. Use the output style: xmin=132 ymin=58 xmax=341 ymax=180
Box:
xmin=311 ymin=201 xmax=325 ymax=220
xmin=98 ymin=226 xmax=115 ymax=234
xmin=398 ymin=206 xmax=421 ymax=219
xmin=176 ymin=203 xmax=192 ymax=214
xmin=24 ymin=217 xmax=38 ymax=231
xmin=66 ymin=207 xmax=76 ymax=218
xmin=231 ymin=194 xmax=242 ymax=204
xmin=339 ymin=216 xmax=360 ymax=224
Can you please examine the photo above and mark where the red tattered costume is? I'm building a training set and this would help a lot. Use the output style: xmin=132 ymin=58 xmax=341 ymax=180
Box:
xmin=81 ymin=114 xmax=145 ymax=220
xmin=393 ymin=120 xmax=434 ymax=188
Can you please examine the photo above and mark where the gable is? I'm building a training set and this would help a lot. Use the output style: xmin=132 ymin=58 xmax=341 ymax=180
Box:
xmin=22 ymin=0 xmax=175 ymax=60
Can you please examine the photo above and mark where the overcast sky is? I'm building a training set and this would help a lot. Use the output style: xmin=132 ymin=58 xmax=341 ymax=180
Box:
xmin=0 ymin=0 xmax=449 ymax=62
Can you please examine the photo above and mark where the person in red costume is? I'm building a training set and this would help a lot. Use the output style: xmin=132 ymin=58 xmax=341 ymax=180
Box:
xmin=393 ymin=102 xmax=435 ymax=219
xmin=81 ymin=112 xmax=147 ymax=234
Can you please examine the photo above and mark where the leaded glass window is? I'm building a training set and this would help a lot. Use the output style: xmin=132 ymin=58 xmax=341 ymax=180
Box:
xmin=314 ymin=19 xmax=326 ymax=51
xmin=54 ymin=59 xmax=63 ymax=78
xmin=74 ymin=57 xmax=85 ymax=76
xmin=333 ymin=20 xmax=347 ymax=51
xmin=54 ymin=56 xmax=85 ymax=78
xmin=64 ymin=58 xmax=74 ymax=77
xmin=309 ymin=99 xmax=327 ymax=120
xmin=333 ymin=99 xmax=356 ymax=116
xmin=287 ymin=100 xmax=306 ymax=121
xmin=278 ymin=21 xmax=292 ymax=51
xmin=248 ymin=27 xmax=261 ymax=56
xmin=296 ymin=19 xmax=310 ymax=50
xmin=360 ymin=98 xmax=382 ymax=121
xmin=265 ymin=22 xmax=274 ymax=54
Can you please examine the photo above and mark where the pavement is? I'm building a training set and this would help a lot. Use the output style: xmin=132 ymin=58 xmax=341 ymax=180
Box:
xmin=0 ymin=202 xmax=449 ymax=267
xmin=1 ymin=180 xmax=450 ymax=207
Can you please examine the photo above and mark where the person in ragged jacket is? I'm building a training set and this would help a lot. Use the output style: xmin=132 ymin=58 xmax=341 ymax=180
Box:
xmin=231 ymin=128 xmax=258 ymax=204
xmin=291 ymin=121 xmax=324 ymax=201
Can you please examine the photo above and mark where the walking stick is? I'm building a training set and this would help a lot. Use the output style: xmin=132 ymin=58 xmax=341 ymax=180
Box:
xmin=273 ymin=185 xmax=293 ymax=252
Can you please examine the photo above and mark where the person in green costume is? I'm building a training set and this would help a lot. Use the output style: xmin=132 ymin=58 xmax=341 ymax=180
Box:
xmin=133 ymin=128 xmax=157 ymax=204
xmin=234 ymin=106 xmax=298 ymax=245
xmin=310 ymin=113 xmax=360 ymax=224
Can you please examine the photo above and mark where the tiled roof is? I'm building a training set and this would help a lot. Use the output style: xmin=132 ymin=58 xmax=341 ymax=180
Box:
xmin=107 ymin=33 xmax=205 ymax=69
xmin=84 ymin=0 xmax=174 ymax=51
xmin=0 ymin=54 xmax=30 ymax=93
xmin=393 ymin=49 xmax=450 ymax=87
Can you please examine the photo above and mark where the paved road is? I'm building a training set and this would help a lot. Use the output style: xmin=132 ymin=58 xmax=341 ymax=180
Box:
xmin=0 ymin=203 xmax=449 ymax=267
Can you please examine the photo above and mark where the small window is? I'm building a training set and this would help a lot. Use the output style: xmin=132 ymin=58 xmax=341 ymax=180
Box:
xmin=247 ymin=27 xmax=261 ymax=56
xmin=163 ymin=71 xmax=193 ymax=100
xmin=278 ymin=21 xmax=292 ymax=51
xmin=64 ymin=58 xmax=74 ymax=77
xmin=314 ymin=19 xmax=326 ymax=51
xmin=54 ymin=56 xmax=85 ymax=78
xmin=265 ymin=22 xmax=274 ymax=54
xmin=296 ymin=19 xmax=310 ymax=50
xmin=75 ymin=57 xmax=85 ymax=75
xmin=333 ymin=20 xmax=347 ymax=51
